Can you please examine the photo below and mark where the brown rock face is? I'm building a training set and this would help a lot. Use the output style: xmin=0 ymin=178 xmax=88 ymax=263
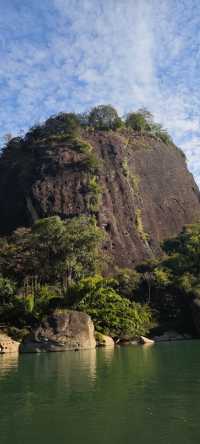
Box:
xmin=20 ymin=310 xmax=96 ymax=352
xmin=0 ymin=130 xmax=199 ymax=268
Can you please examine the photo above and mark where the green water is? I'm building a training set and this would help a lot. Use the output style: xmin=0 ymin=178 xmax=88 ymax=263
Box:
xmin=0 ymin=342 xmax=200 ymax=444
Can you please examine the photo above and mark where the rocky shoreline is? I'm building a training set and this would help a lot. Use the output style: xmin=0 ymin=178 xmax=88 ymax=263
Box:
xmin=0 ymin=310 xmax=195 ymax=355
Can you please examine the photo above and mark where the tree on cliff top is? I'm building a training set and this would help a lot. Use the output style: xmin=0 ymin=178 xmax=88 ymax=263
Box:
xmin=88 ymin=105 xmax=123 ymax=130
xmin=125 ymin=108 xmax=172 ymax=143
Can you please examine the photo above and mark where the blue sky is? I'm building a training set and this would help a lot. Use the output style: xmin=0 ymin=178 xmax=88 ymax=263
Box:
xmin=0 ymin=0 xmax=200 ymax=185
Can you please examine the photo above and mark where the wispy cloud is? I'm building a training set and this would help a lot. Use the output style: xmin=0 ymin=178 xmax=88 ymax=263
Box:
xmin=0 ymin=0 xmax=200 ymax=185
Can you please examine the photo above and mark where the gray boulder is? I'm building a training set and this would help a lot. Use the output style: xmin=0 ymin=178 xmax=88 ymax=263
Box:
xmin=20 ymin=309 xmax=96 ymax=353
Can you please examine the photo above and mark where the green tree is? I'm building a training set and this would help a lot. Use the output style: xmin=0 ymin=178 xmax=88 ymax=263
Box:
xmin=89 ymin=105 xmax=122 ymax=130
xmin=125 ymin=111 xmax=150 ymax=133
xmin=162 ymin=223 xmax=200 ymax=293
xmin=0 ymin=275 xmax=16 ymax=305
xmin=0 ymin=216 xmax=105 ymax=293
xmin=113 ymin=268 xmax=141 ymax=299
xmin=125 ymin=108 xmax=172 ymax=143
xmin=74 ymin=275 xmax=154 ymax=338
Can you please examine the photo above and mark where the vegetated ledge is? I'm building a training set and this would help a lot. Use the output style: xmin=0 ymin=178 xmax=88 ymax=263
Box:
xmin=0 ymin=106 xmax=200 ymax=270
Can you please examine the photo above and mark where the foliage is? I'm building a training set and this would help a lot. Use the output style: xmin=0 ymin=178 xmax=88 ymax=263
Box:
xmin=0 ymin=216 xmax=105 ymax=290
xmin=23 ymin=113 xmax=81 ymax=143
xmin=125 ymin=108 xmax=172 ymax=144
xmin=0 ymin=221 xmax=199 ymax=336
xmin=135 ymin=208 xmax=149 ymax=242
xmin=113 ymin=268 xmax=141 ymax=299
xmin=161 ymin=224 xmax=200 ymax=294
xmin=133 ymin=224 xmax=200 ymax=332
xmin=0 ymin=275 xmax=16 ymax=305
xmin=125 ymin=112 xmax=150 ymax=133
xmin=86 ymin=176 xmax=102 ymax=213
xmin=71 ymin=138 xmax=93 ymax=154
xmin=81 ymin=152 xmax=102 ymax=174
xmin=74 ymin=275 xmax=154 ymax=338
xmin=88 ymin=105 xmax=123 ymax=130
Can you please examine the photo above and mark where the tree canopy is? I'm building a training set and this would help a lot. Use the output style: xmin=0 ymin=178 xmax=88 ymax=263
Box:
xmin=88 ymin=105 xmax=123 ymax=130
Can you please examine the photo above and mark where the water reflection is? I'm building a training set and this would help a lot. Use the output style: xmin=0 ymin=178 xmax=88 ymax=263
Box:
xmin=0 ymin=353 xmax=19 ymax=378
xmin=100 ymin=345 xmax=114 ymax=365
xmin=1 ymin=343 xmax=200 ymax=444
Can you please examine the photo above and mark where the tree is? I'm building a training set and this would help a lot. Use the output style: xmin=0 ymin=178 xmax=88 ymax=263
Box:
xmin=0 ymin=216 xmax=105 ymax=293
xmin=136 ymin=260 xmax=159 ymax=303
xmin=125 ymin=111 xmax=150 ymax=133
xmin=113 ymin=268 xmax=141 ymax=299
xmin=125 ymin=108 xmax=172 ymax=143
xmin=88 ymin=105 xmax=122 ymax=130
xmin=160 ymin=223 xmax=200 ymax=297
xmin=74 ymin=275 xmax=154 ymax=338
xmin=0 ymin=228 xmax=35 ymax=283
xmin=45 ymin=112 xmax=81 ymax=137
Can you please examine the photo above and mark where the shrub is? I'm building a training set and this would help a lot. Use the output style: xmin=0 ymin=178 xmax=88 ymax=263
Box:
xmin=82 ymin=152 xmax=102 ymax=174
xmin=86 ymin=176 xmax=102 ymax=213
xmin=71 ymin=138 xmax=93 ymax=154
xmin=135 ymin=208 xmax=149 ymax=242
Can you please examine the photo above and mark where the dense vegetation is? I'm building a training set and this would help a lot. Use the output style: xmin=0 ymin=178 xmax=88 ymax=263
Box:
xmin=3 ymin=104 xmax=172 ymax=150
xmin=0 ymin=212 xmax=199 ymax=339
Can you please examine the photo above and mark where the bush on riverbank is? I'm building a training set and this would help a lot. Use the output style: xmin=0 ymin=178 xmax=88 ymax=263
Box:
xmin=0 ymin=220 xmax=199 ymax=338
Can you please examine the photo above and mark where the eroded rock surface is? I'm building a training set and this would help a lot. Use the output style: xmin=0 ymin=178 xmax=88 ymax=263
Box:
xmin=0 ymin=130 xmax=200 ymax=267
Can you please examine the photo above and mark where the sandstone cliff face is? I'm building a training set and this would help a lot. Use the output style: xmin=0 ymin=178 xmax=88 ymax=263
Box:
xmin=0 ymin=129 xmax=199 ymax=268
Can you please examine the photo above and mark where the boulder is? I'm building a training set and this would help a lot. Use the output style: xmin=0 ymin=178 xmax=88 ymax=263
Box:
xmin=0 ymin=333 xmax=20 ymax=354
xmin=139 ymin=336 xmax=155 ymax=345
xmin=95 ymin=332 xmax=114 ymax=347
xmin=20 ymin=310 xmax=96 ymax=353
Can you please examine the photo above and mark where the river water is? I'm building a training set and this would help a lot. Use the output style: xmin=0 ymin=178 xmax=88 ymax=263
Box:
xmin=0 ymin=341 xmax=200 ymax=444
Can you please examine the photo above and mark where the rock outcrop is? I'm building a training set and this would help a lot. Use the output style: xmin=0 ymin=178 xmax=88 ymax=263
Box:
xmin=95 ymin=332 xmax=115 ymax=347
xmin=139 ymin=336 xmax=155 ymax=345
xmin=0 ymin=333 xmax=20 ymax=353
xmin=20 ymin=310 xmax=96 ymax=353
xmin=0 ymin=128 xmax=200 ymax=267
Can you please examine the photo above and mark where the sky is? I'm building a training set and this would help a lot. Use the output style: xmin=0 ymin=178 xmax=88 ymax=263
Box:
xmin=0 ymin=0 xmax=200 ymax=186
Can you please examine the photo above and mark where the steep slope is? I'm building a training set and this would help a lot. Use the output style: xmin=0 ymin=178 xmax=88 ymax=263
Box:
xmin=0 ymin=129 xmax=199 ymax=268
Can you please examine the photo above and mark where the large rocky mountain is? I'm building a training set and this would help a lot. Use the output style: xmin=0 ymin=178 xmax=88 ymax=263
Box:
xmin=0 ymin=126 xmax=200 ymax=268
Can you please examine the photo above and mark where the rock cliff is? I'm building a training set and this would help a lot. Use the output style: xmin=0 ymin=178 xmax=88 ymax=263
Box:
xmin=0 ymin=127 xmax=199 ymax=268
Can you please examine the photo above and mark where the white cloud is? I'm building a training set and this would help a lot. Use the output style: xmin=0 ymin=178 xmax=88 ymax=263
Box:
xmin=0 ymin=0 xmax=200 ymax=187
